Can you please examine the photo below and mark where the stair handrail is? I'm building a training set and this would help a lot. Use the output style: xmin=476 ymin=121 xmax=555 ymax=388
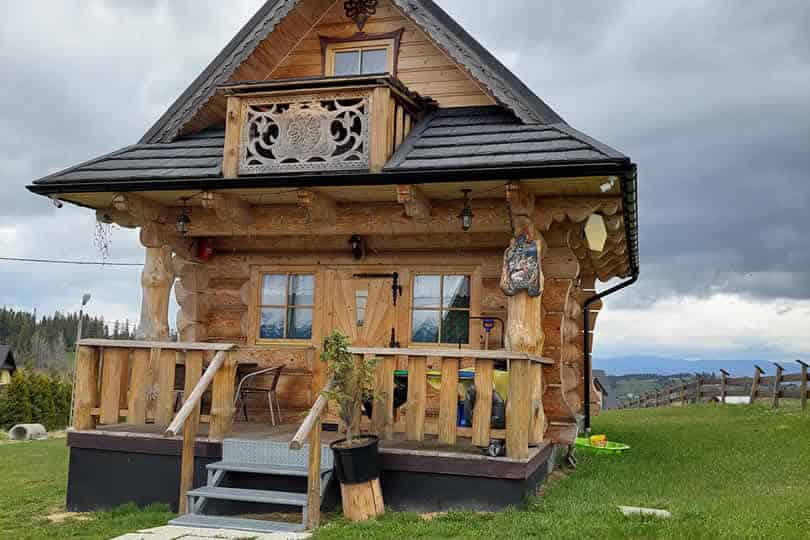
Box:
xmin=290 ymin=378 xmax=333 ymax=451
xmin=166 ymin=350 xmax=229 ymax=437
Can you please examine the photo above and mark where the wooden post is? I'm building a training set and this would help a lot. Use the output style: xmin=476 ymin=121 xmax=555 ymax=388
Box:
xmin=406 ymin=356 xmax=427 ymax=441
xmin=798 ymin=360 xmax=808 ymax=411
xmin=209 ymin=353 xmax=237 ymax=440
xmin=506 ymin=358 xmax=531 ymax=459
xmin=772 ymin=363 xmax=784 ymax=409
xmin=100 ymin=348 xmax=129 ymax=425
xmin=680 ymin=383 xmax=687 ymax=405
xmin=750 ymin=365 xmax=765 ymax=405
xmin=695 ymin=375 xmax=703 ymax=404
xmin=472 ymin=359 xmax=494 ymax=447
xmin=73 ymin=346 xmax=99 ymax=430
xmin=371 ymin=355 xmax=395 ymax=441
xmin=438 ymin=357 xmax=459 ymax=446
xmin=127 ymin=349 xmax=150 ymax=425
xmin=529 ymin=363 xmax=546 ymax=446
xmin=306 ymin=419 xmax=322 ymax=530
xmin=155 ymin=350 xmax=177 ymax=427
xmin=720 ymin=370 xmax=729 ymax=404
xmin=370 ymin=86 xmax=393 ymax=173
xmin=178 ymin=351 xmax=203 ymax=515
xmin=137 ymin=246 xmax=174 ymax=341
xmin=222 ymin=96 xmax=242 ymax=179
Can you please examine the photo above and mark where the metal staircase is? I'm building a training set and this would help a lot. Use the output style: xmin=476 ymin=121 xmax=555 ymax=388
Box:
xmin=170 ymin=439 xmax=333 ymax=534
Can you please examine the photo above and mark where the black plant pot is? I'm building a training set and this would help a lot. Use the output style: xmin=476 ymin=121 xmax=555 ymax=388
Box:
xmin=330 ymin=435 xmax=381 ymax=485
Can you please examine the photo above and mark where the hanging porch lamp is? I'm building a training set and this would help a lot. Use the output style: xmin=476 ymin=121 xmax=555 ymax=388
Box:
xmin=459 ymin=189 xmax=474 ymax=232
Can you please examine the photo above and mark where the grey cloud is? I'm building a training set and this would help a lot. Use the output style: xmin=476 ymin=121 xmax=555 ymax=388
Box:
xmin=1 ymin=1 xmax=810 ymax=328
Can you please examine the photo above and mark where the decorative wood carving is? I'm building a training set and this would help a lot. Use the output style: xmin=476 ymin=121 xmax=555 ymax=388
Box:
xmin=297 ymin=189 xmax=337 ymax=226
xmin=240 ymin=92 xmax=370 ymax=174
xmin=344 ymin=0 xmax=378 ymax=31
xmin=396 ymin=185 xmax=432 ymax=224
xmin=201 ymin=191 xmax=255 ymax=225
xmin=501 ymin=235 xmax=543 ymax=298
xmin=137 ymin=247 xmax=174 ymax=341
xmin=112 ymin=193 xmax=170 ymax=224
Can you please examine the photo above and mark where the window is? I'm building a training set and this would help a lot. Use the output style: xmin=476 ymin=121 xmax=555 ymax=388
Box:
xmin=324 ymin=38 xmax=395 ymax=77
xmin=411 ymin=275 xmax=471 ymax=345
xmin=258 ymin=274 xmax=315 ymax=340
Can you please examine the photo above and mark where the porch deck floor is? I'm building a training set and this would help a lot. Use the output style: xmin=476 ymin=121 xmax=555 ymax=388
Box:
xmin=92 ymin=421 xmax=541 ymax=462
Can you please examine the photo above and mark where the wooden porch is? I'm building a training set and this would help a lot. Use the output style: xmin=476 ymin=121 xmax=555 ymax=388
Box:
xmin=71 ymin=339 xmax=559 ymax=525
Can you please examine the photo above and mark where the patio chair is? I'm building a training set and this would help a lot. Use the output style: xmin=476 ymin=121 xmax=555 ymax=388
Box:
xmin=233 ymin=365 xmax=285 ymax=426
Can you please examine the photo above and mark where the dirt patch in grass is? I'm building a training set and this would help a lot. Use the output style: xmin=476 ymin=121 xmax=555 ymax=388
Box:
xmin=46 ymin=512 xmax=92 ymax=524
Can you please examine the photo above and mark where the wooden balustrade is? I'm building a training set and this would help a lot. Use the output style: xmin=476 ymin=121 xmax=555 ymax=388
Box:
xmin=348 ymin=347 xmax=552 ymax=459
xmin=73 ymin=340 xmax=237 ymax=436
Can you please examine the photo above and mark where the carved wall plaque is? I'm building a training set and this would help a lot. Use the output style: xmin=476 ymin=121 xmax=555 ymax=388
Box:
xmin=240 ymin=92 xmax=370 ymax=174
xmin=501 ymin=234 xmax=543 ymax=297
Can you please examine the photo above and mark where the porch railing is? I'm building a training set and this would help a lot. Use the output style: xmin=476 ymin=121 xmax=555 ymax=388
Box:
xmin=74 ymin=339 xmax=238 ymax=514
xmin=290 ymin=347 xmax=552 ymax=529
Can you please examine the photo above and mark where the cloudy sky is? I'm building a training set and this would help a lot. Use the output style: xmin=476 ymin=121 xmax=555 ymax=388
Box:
xmin=1 ymin=0 xmax=809 ymax=361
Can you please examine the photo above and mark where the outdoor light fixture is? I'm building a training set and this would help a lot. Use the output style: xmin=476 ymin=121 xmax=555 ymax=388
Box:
xmin=176 ymin=199 xmax=192 ymax=235
xmin=585 ymin=214 xmax=608 ymax=252
xmin=349 ymin=235 xmax=365 ymax=260
xmin=459 ymin=189 xmax=474 ymax=232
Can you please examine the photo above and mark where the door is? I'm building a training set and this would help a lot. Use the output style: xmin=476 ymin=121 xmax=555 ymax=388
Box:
xmin=331 ymin=270 xmax=398 ymax=348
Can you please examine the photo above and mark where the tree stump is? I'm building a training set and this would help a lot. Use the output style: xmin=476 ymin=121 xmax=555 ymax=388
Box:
xmin=340 ymin=479 xmax=384 ymax=522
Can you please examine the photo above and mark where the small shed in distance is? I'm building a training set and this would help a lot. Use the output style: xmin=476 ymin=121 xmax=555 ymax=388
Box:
xmin=0 ymin=346 xmax=17 ymax=386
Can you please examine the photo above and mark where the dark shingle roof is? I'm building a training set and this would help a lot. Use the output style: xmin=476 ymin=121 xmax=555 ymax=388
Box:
xmin=33 ymin=129 xmax=224 ymax=185
xmin=0 ymin=346 xmax=15 ymax=372
xmin=387 ymin=107 xmax=627 ymax=171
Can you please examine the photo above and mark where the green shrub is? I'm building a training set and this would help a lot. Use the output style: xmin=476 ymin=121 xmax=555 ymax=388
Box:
xmin=0 ymin=370 xmax=72 ymax=431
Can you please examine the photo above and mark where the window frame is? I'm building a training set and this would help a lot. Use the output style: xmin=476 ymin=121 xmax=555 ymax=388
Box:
xmin=321 ymin=30 xmax=404 ymax=77
xmin=253 ymin=269 xmax=318 ymax=345
xmin=410 ymin=272 xmax=474 ymax=347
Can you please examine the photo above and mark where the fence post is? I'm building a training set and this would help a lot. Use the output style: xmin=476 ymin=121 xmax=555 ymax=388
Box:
xmin=695 ymin=375 xmax=703 ymax=404
xmin=771 ymin=363 xmax=784 ymax=409
xmin=720 ymin=369 xmax=729 ymax=404
xmin=680 ymin=382 xmax=687 ymax=405
xmin=750 ymin=365 xmax=765 ymax=405
xmin=798 ymin=360 xmax=808 ymax=411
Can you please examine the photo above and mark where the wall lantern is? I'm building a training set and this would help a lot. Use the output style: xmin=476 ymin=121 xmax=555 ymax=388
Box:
xmin=459 ymin=189 xmax=474 ymax=232
xmin=176 ymin=198 xmax=192 ymax=235
xmin=349 ymin=235 xmax=365 ymax=260
xmin=585 ymin=214 xmax=608 ymax=252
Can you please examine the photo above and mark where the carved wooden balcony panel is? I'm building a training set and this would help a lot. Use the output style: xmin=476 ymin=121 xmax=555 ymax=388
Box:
xmin=239 ymin=92 xmax=370 ymax=175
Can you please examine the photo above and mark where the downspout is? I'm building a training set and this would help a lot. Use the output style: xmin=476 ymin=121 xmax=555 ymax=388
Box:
xmin=583 ymin=168 xmax=640 ymax=434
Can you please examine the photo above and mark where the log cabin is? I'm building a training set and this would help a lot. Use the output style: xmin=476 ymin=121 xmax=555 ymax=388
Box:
xmin=27 ymin=0 xmax=639 ymax=533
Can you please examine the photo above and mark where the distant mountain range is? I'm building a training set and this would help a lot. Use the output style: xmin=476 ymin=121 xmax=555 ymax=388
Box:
xmin=594 ymin=355 xmax=803 ymax=377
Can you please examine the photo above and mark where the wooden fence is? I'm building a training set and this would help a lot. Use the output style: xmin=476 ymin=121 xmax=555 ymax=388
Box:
xmin=618 ymin=360 xmax=809 ymax=410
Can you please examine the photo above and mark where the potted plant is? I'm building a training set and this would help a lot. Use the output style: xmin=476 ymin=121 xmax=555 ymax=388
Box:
xmin=321 ymin=331 xmax=384 ymax=520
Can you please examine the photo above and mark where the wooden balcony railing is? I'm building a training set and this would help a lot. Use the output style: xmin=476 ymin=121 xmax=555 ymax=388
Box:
xmin=290 ymin=347 xmax=552 ymax=528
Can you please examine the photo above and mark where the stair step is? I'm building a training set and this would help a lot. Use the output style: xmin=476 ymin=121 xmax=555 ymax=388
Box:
xmin=223 ymin=439 xmax=334 ymax=470
xmin=207 ymin=461 xmax=330 ymax=477
xmin=170 ymin=513 xmax=306 ymax=533
xmin=187 ymin=486 xmax=308 ymax=507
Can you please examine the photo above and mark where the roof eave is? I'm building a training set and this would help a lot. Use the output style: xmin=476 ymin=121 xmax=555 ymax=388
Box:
xmin=27 ymin=159 xmax=633 ymax=196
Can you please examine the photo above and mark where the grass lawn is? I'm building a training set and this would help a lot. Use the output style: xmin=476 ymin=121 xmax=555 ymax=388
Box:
xmin=314 ymin=403 xmax=810 ymax=539
xmin=0 ymin=404 xmax=807 ymax=539
xmin=0 ymin=435 xmax=173 ymax=539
